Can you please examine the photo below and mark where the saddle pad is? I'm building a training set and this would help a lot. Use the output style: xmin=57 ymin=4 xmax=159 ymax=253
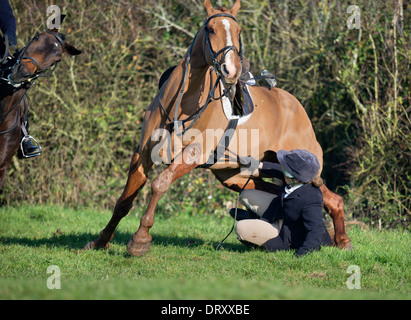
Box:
xmin=221 ymin=81 xmax=252 ymax=125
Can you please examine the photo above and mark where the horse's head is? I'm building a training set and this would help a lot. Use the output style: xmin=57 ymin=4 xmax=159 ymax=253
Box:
xmin=8 ymin=21 xmax=81 ymax=86
xmin=203 ymin=0 xmax=242 ymax=87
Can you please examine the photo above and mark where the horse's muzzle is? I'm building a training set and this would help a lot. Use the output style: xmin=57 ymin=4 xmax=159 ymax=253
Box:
xmin=220 ymin=53 xmax=242 ymax=85
xmin=9 ymin=64 xmax=33 ymax=84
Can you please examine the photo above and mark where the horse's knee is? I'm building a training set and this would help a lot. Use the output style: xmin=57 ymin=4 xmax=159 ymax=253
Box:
xmin=183 ymin=142 xmax=202 ymax=165
xmin=151 ymin=169 xmax=173 ymax=195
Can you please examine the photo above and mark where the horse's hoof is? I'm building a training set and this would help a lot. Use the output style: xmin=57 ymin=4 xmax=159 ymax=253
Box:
xmin=127 ymin=239 xmax=151 ymax=256
xmin=84 ymin=241 xmax=95 ymax=250
xmin=84 ymin=239 xmax=110 ymax=251
xmin=337 ymin=239 xmax=354 ymax=250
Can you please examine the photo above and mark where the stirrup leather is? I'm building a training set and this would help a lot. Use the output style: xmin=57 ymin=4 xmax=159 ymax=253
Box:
xmin=20 ymin=135 xmax=42 ymax=158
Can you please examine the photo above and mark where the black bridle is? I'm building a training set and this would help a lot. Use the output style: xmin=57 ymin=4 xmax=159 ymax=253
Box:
xmin=203 ymin=13 xmax=243 ymax=78
xmin=2 ymin=30 xmax=65 ymax=88
xmin=0 ymin=30 xmax=65 ymax=135
xmin=158 ymin=13 xmax=244 ymax=136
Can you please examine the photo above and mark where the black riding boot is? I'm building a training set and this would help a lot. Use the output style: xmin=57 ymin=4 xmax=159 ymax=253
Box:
xmin=20 ymin=114 xmax=41 ymax=158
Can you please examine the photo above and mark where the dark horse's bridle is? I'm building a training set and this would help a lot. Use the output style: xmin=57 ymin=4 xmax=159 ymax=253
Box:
xmin=158 ymin=13 xmax=243 ymax=137
xmin=0 ymin=30 xmax=65 ymax=136
xmin=5 ymin=30 xmax=65 ymax=87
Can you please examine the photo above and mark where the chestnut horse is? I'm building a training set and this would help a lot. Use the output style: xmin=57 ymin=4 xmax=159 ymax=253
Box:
xmin=86 ymin=0 xmax=351 ymax=255
xmin=0 ymin=24 xmax=81 ymax=190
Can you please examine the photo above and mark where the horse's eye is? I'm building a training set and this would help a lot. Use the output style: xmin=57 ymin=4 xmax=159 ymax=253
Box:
xmin=208 ymin=28 xmax=215 ymax=34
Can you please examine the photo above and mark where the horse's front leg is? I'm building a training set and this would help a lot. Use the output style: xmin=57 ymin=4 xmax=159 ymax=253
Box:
xmin=84 ymin=146 xmax=149 ymax=250
xmin=127 ymin=142 xmax=202 ymax=256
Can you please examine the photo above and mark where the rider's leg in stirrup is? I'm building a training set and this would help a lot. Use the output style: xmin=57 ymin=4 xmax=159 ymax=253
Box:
xmin=20 ymin=114 xmax=41 ymax=158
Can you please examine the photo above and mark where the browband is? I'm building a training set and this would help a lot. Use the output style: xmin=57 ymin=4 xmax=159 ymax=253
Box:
xmin=204 ymin=13 xmax=237 ymax=26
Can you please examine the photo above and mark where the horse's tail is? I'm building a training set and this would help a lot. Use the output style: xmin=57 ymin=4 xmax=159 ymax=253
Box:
xmin=312 ymin=176 xmax=324 ymax=188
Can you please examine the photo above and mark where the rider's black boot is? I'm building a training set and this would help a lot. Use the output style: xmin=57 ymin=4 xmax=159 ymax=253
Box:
xmin=19 ymin=115 xmax=42 ymax=158
xmin=21 ymin=138 xmax=42 ymax=158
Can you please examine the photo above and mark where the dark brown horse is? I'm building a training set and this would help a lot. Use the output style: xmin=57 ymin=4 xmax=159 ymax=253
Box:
xmin=86 ymin=0 xmax=352 ymax=255
xmin=0 ymin=25 xmax=81 ymax=190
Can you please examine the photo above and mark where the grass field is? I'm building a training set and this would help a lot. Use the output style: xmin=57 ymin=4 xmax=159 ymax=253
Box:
xmin=0 ymin=205 xmax=409 ymax=300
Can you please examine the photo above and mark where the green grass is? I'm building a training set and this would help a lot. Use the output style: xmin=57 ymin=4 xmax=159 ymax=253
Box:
xmin=0 ymin=205 xmax=410 ymax=299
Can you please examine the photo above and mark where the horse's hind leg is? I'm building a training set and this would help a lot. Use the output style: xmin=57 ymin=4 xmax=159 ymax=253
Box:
xmin=127 ymin=143 xmax=201 ymax=256
xmin=321 ymin=184 xmax=353 ymax=249
xmin=85 ymin=146 xmax=148 ymax=250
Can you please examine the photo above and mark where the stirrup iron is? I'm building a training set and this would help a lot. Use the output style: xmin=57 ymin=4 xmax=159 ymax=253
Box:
xmin=20 ymin=135 xmax=42 ymax=158
xmin=260 ymin=70 xmax=277 ymax=89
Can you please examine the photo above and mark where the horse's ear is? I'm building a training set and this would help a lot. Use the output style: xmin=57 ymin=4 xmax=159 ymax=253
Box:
xmin=229 ymin=0 xmax=241 ymax=17
xmin=60 ymin=14 xmax=66 ymax=25
xmin=65 ymin=43 xmax=82 ymax=56
xmin=204 ymin=0 xmax=215 ymax=17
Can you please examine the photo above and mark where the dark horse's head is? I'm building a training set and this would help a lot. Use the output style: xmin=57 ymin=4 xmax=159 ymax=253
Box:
xmin=8 ymin=17 xmax=81 ymax=86
xmin=203 ymin=0 xmax=242 ymax=87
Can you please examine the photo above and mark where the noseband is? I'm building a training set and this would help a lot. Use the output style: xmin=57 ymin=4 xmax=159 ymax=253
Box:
xmin=4 ymin=30 xmax=65 ymax=87
xmin=203 ymin=13 xmax=243 ymax=77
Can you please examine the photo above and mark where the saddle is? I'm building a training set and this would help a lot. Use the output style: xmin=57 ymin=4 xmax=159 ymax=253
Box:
xmin=0 ymin=57 xmax=19 ymax=99
xmin=0 ymin=39 xmax=19 ymax=93
xmin=230 ymin=68 xmax=255 ymax=117
xmin=232 ymin=58 xmax=277 ymax=117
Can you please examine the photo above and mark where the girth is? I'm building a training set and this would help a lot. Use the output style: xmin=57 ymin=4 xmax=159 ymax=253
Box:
xmin=199 ymin=118 xmax=239 ymax=169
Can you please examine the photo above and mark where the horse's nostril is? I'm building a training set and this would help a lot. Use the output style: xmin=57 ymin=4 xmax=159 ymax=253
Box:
xmin=222 ymin=64 xmax=229 ymax=76
xmin=15 ymin=65 xmax=31 ymax=78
